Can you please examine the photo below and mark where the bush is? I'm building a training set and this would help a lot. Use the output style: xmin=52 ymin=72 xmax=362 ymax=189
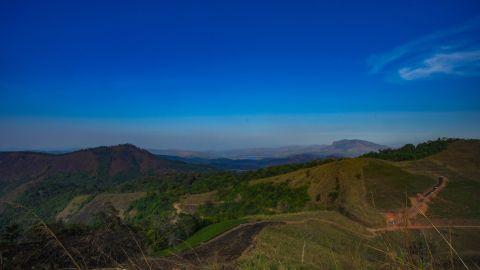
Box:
xmin=197 ymin=182 xmax=310 ymax=222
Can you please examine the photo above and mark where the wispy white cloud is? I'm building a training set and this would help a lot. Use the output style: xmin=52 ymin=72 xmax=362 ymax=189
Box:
xmin=398 ymin=50 xmax=480 ymax=80
xmin=368 ymin=16 xmax=480 ymax=80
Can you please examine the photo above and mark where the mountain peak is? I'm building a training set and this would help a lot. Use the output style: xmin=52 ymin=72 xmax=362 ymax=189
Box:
xmin=109 ymin=143 xmax=144 ymax=152
xmin=82 ymin=143 xmax=148 ymax=155
xmin=89 ymin=143 xmax=140 ymax=150
xmin=0 ymin=143 xmax=201 ymax=188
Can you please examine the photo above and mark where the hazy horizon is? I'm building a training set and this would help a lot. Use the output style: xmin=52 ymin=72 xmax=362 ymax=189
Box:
xmin=1 ymin=111 xmax=479 ymax=152
xmin=0 ymin=137 xmax=385 ymax=152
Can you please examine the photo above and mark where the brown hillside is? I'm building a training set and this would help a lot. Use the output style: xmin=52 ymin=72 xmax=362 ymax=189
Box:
xmin=0 ymin=150 xmax=98 ymax=184
xmin=0 ymin=144 xmax=193 ymax=186
xmin=0 ymin=144 xmax=203 ymax=210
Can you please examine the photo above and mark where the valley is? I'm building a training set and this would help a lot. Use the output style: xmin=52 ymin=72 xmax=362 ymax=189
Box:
xmin=1 ymin=138 xmax=479 ymax=269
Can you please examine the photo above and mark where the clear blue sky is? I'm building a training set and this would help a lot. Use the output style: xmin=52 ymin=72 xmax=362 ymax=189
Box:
xmin=1 ymin=0 xmax=480 ymax=150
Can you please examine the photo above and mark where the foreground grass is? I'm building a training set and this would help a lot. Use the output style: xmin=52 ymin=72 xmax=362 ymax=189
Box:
xmin=238 ymin=211 xmax=381 ymax=269
xmin=158 ymin=218 xmax=247 ymax=256
xmin=238 ymin=211 xmax=480 ymax=269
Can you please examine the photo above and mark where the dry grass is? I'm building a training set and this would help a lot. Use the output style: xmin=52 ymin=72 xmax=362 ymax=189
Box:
xmin=1 ymin=201 xmax=82 ymax=269
xmin=1 ymin=200 xmax=157 ymax=270
xmin=175 ymin=191 xmax=220 ymax=214
xmin=182 ymin=191 xmax=218 ymax=205
xmin=66 ymin=192 xmax=146 ymax=224
xmin=56 ymin=194 xmax=91 ymax=221
xmin=238 ymin=209 xmax=480 ymax=269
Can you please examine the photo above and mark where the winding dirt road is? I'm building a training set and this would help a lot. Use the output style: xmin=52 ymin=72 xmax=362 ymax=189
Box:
xmin=384 ymin=176 xmax=448 ymax=227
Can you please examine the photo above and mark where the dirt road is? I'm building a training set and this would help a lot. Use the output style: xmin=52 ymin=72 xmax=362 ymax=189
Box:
xmin=406 ymin=176 xmax=448 ymax=219
xmin=384 ymin=176 xmax=448 ymax=226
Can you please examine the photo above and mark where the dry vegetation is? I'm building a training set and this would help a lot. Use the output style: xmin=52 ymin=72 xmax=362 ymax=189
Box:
xmin=238 ymin=211 xmax=480 ymax=269
xmin=175 ymin=191 xmax=219 ymax=214
xmin=65 ymin=192 xmax=146 ymax=224
xmin=56 ymin=194 xmax=91 ymax=221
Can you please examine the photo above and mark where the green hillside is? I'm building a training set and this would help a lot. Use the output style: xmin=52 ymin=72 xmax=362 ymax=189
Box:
xmin=399 ymin=140 xmax=480 ymax=219
xmin=239 ymin=211 xmax=480 ymax=270
xmin=2 ymin=139 xmax=480 ymax=269
xmin=251 ymin=158 xmax=434 ymax=226
xmin=236 ymin=140 xmax=480 ymax=269
xmin=164 ymin=139 xmax=480 ymax=269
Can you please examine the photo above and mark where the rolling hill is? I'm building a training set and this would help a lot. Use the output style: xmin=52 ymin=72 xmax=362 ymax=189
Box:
xmin=236 ymin=140 xmax=480 ymax=269
xmin=250 ymin=158 xmax=436 ymax=225
xmin=0 ymin=144 xmax=208 ymax=224
xmin=0 ymin=144 xmax=201 ymax=186
xmin=1 ymin=139 xmax=479 ymax=269
xmin=398 ymin=139 xmax=480 ymax=219
xmin=152 ymin=139 xmax=480 ymax=269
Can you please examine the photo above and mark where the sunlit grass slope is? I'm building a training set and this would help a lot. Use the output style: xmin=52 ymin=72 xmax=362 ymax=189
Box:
xmin=252 ymin=158 xmax=434 ymax=226
xmin=239 ymin=211 xmax=480 ymax=270
xmin=239 ymin=211 xmax=382 ymax=269
xmin=399 ymin=139 xmax=480 ymax=219
xmin=238 ymin=140 xmax=480 ymax=269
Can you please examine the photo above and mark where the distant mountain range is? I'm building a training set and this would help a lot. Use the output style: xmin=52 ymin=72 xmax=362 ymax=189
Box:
xmin=154 ymin=139 xmax=387 ymax=170
xmin=151 ymin=139 xmax=387 ymax=160
xmin=158 ymin=153 xmax=326 ymax=171
xmin=0 ymin=141 xmax=386 ymax=183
